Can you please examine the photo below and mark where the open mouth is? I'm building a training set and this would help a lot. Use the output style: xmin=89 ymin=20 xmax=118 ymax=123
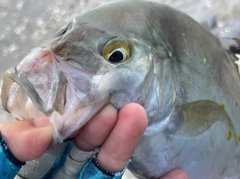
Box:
xmin=0 ymin=47 xmax=107 ymax=142
xmin=1 ymin=48 xmax=61 ymax=120
xmin=1 ymin=67 xmax=53 ymax=118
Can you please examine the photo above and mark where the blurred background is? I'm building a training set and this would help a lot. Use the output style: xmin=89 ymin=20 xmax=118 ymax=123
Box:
xmin=0 ymin=0 xmax=239 ymax=178
xmin=0 ymin=0 xmax=239 ymax=72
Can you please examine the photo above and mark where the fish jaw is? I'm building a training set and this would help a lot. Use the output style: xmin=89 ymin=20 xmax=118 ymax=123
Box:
xmin=1 ymin=47 xmax=59 ymax=118
xmin=1 ymin=47 xmax=108 ymax=142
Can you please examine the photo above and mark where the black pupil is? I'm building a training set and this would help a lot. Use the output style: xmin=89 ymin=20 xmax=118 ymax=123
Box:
xmin=109 ymin=51 xmax=124 ymax=63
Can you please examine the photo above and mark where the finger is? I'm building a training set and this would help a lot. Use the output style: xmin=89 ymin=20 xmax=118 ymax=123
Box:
xmin=75 ymin=104 xmax=118 ymax=151
xmin=97 ymin=103 xmax=148 ymax=173
xmin=161 ymin=169 xmax=188 ymax=179
xmin=0 ymin=117 xmax=52 ymax=161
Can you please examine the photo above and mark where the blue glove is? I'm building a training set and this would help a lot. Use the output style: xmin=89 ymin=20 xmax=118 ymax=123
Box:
xmin=0 ymin=132 xmax=25 ymax=179
xmin=78 ymin=154 xmax=127 ymax=179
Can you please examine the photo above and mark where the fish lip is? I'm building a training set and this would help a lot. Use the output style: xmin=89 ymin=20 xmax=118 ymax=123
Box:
xmin=1 ymin=47 xmax=64 ymax=119
xmin=1 ymin=67 xmax=54 ymax=117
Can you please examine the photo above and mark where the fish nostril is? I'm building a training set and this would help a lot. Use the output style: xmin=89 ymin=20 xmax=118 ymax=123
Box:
xmin=39 ymin=51 xmax=53 ymax=64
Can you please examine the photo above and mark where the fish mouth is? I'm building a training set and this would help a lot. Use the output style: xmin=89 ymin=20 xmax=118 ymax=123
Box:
xmin=1 ymin=67 xmax=54 ymax=118
xmin=1 ymin=47 xmax=108 ymax=142
xmin=1 ymin=48 xmax=62 ymax=120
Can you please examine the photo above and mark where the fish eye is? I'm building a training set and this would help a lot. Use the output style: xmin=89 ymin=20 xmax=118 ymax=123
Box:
xmin=101 ymin=39 xmax=131 ymax=63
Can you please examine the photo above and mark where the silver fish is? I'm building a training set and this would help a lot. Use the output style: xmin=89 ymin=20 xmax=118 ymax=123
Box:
xmin=2 ymin=0 xmax=240 ymax=178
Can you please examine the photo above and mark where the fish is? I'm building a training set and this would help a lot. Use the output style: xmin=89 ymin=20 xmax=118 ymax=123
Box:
xmin=1 ymin=0 xmax=240 ymax=178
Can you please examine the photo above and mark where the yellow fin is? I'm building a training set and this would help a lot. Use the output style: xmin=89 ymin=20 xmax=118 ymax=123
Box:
xmin=174 ymin=100 xmax=236 ymax=139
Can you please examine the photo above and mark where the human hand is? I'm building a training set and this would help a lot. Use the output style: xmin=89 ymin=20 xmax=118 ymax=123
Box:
xmin=0 ymin=103 xmax=188 ymax=178
xmin=0 ymin=103 xmax=147 ymax=173
xmin=0 ymin=116 xmax=52 ymax=161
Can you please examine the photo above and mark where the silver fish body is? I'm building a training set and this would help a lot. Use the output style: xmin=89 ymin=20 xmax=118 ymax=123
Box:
xmin=2 ymin=0 xmax=240 ymax=178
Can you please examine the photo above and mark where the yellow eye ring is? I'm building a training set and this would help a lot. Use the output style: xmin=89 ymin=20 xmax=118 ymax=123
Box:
xmin=101 ymin=40 xmax=131 ymax=63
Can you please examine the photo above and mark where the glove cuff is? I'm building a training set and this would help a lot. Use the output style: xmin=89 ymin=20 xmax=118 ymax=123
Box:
xmin=78 ymin=154 xmax=128 ymax=179
xmin=0 ymin=132 xmax=25 ymax=167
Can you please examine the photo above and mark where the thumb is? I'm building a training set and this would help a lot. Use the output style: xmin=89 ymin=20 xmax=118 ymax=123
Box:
xmin=0 ymin=117 xmax=52 ymax=161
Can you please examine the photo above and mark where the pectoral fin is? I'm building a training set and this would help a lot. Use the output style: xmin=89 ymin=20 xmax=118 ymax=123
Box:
xmin=174 ymin=100 xmax=235 ymax=138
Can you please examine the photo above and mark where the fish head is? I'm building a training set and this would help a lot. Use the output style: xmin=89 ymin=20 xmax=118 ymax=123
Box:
xmin=1 ymin=1 xmax=175 ymax=142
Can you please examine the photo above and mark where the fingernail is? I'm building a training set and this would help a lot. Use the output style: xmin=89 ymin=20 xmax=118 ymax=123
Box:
xmin=33 ymin=117 xmax=50 ymax=128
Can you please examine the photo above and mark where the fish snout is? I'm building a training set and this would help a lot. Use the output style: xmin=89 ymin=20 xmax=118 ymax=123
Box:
xmin=1 ymin=48 xmax=62 ymax=119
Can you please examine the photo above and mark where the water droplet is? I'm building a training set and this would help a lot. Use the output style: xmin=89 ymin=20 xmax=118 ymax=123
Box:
xmin=22 ymin=16 xmax=29 ymax=23
xmin=19 ymin=23 xmax=27 ymax=30
xmin=0 ymin=32 xmax=6 ymax=39
xmin=218 ymin=21 xmax=224 ymax=27
xmin=40 ymin=28 xmax=47 ymax=35
xmin=16 ymin=0 xmax=24 ymax=11
xmin=36 ymin=18 xmax=44 ymax=27
xmin=14 ymin=27 xmax=21 ymax=34
xmin=4 ymin=25 xmax=11 ymax=31
xmin=46 ymin=5 xmax=52 ymax=12
xmin=168 ymin=51 xmax=172 ymax=57
xmin=53 ymin=7 xmax=60 ymax=14
xmin=205 ymin=1 xmax=212 ymax=8
xmin=8 ymin=44 xmax=19 ymax=53
xmin=219 ymin=28 xmax=226 ymax=35
xmin=203 ymin=58 xmax=207 ymax=64
xmin=224 ymin=27 xmax=231 ymax=33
